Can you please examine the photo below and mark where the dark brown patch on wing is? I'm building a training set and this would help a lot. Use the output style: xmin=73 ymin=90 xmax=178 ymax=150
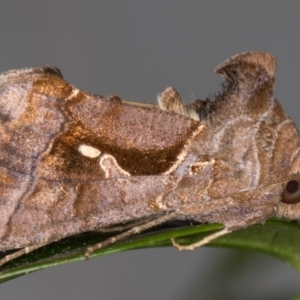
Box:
xmin=3 ymin=67 xmax=201 ymax=179
xmin=41 ymin=110 xmax=200 ymax=178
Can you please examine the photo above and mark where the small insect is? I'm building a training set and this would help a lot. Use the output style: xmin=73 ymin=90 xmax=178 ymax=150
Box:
xmin=0 ymin=52 xmax=300 ymax=267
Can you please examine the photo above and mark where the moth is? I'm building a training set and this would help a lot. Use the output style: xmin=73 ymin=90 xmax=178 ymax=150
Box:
xmin=0 ymin=52 xmax=300 ymax=267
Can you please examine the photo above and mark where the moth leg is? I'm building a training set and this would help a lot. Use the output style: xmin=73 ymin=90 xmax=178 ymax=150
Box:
xmin=95 ymin=219 xmax=149 ymax=233
xmin=85 ymin=211 xmax=179 ymax=259
xmin=171 ymin=227 xmax=231 ymax=250
xmin=0 ymin=242 xmax=49 ymax=267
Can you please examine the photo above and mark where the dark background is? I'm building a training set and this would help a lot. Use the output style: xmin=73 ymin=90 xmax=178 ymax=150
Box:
xmin=1 ymin=1 xmax=300 ymax=299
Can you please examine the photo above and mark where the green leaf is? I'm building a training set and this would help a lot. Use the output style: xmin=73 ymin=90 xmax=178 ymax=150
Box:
xmin=0 ymin=219 xmax=300 ymax=283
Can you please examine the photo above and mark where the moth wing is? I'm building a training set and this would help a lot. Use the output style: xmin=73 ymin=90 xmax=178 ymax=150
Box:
xmin=0 ymin=66 xmax=203 ymax=250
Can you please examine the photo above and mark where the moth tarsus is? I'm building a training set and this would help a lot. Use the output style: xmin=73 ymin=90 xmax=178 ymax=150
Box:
xmin=171 ymin=228 xmax=231 ymax=251
xmin=1 ymin=52 xmax=300 ymax=269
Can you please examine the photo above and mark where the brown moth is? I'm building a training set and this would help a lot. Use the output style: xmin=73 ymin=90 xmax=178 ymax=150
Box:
xmin=0 ymin=52 xmax=300 ymax=267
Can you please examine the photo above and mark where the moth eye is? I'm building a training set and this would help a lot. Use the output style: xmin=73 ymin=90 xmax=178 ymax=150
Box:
xmin=282 ymin=179 xmax=300 ymax=204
